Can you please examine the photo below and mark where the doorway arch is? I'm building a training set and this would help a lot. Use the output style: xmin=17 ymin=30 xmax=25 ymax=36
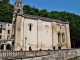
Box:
xmin=6 ymin=44 xmax=11 ymax=50
xmin=1 ymin=44 xmax=4 ymax=50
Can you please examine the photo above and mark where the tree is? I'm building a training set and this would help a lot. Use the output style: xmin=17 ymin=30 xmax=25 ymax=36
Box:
xmin=0 ymin=0 xmax=10 ymax=3
xmin=0 ymin=2 xmax=13 ymax=22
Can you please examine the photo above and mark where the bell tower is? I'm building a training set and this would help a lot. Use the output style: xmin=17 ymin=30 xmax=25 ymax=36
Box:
xmin=12 ymin=0 xmax=24 ymax=51
xmin=14 ymin=0 xmax=23 ymax=15
xmin=12 ymin=0 xmax=23 ymax=25
xmin=12 ymin=0 xmax=23 ymax=39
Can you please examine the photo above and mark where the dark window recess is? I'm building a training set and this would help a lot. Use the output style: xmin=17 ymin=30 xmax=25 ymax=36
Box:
xmin=58 ymin=33 xmax=60 ymax=43
xmin=8 ymin=30 xmax=10 ymax=34
xmin=0 ymin=29 xmax=2 ymax=33
xmin=8 ymin=24 xmax=9 ymax=26
xmin=1 ymin=44 xmax=4 ymax=50
xmin=1 ymin=25 xmax=3 ymax=28
xmin=7 ymin=36 xmax=9 ymax=39
xmin=0 ymin=35 xmax=2 ymax=39
xmin=6 ymin=44 xmax=11 ymax=50
xmin=29 ymin=24 xmax=32 ymax=31
xmin=12 ymin=35 xmax=14 ymax=38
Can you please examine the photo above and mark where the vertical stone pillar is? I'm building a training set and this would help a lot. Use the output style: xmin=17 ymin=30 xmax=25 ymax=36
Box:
xmin=38 ymin=20 xmax=42 ymax=50
xmin=64 ymin=33 xmax=67 ymax=48
xmin=60 ymin=33 xmax=62 ymax=43
xmin=14 ymin=15 xmax=23 ymax=51
xmin=52 ymin=22 xmax=58 ymax=49
xmin=58 ymin=33 xmax=62 ymax=49
xmin=4 ymin=44 xmax=6 ymax=51
xmin=12 ymin=15 xmax=15 ymax=38
xmin=66 ymin=24 xmax=71 ymax=49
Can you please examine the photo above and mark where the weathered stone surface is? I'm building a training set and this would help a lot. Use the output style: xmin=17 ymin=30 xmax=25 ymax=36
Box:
xmin=14 ymin=14 xmax=71 ymax=51
xmin=12 ymin=0 xmax=71 ymax=51
xmin=1 ymin=49 xmax=80 ymax=60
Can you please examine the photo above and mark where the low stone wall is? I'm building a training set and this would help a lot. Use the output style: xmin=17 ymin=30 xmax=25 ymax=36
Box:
xmin=1 ymin=48 xmax=80 ymax=60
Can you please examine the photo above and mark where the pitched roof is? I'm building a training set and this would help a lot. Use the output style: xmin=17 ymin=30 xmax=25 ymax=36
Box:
xmin=22 ymin=14 xmax=69 ymax=24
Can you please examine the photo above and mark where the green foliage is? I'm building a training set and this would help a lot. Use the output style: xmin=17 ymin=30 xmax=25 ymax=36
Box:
xmin=0 ymin=0 xmax=10 ymax=3
xmin=0 ymin=2 xmax=80 ymax=48
xmin=0 ymin=1 xmax=13 ymax=23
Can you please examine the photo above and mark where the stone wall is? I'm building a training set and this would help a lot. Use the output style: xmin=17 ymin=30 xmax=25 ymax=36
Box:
xmin=0 ymin=22 xmax=12 ymax=51
xmin=14 ymin=15 xmax=71 ymax=51
xmin=21 ymin=17 xmax=71 ymax=51
xmin=1 ymin=49 xmax=80 ymax=60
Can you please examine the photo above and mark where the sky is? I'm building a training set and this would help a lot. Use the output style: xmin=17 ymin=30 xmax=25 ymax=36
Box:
xmin=10 ymin=0 xmax=80 ymax=15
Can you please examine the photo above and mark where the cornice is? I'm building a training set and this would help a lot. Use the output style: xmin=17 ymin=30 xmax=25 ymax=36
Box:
xmin=22 ymin=14 xmax=69 ymax=24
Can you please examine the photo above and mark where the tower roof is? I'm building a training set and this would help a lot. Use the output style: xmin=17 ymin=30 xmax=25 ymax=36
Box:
xmin=16 ymin=0 xmax=22 ymax=3
xmin=13 ymin=0 xmax=23 ymax=15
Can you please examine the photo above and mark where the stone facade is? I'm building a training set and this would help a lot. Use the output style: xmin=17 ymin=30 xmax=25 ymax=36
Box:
xmin=0 ymin=22 xmax=12 ymax=50
xmin=12 ymin=0 xmax=71 ymax=51
xmin=0 ymin=0 xmax=71 ymax=51
xmin=14 ymin=15 xmax=71 ymax=51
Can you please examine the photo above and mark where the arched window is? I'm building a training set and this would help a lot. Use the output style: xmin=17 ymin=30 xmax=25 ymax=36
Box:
xmin=1 ymin=25 xmax=3 ymax=28
xmin=1 ymin=44 xmax=4 ymax=50
xmin=6 ymin=44 xmax=11 ymax=50
xmin=58 ymin=32 xmax=60 ymax=43
xmin=7 ymin=36 xmax=9 ymax=39
xmin=12 ymin=41 xmax=14 ymax=46
xmin=62 ymin=33 xmax=65 ymax=43
xmin=0 ymin=28 xmax=2 ymax=33
xmin=29 ymin=24 xmax=32 ymax=31
xmin=45 ymin=25 xmax=49 ymax=32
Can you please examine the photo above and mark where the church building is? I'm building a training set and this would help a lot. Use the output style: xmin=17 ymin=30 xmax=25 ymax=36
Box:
xmin=0 ymin=0 xmax=71 ymax=51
